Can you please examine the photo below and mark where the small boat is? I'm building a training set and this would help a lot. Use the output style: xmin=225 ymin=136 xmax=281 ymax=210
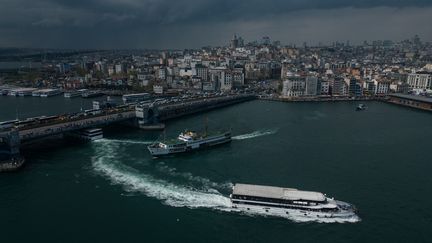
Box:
xmin=356 ymin=104 xmax=367 ymax=111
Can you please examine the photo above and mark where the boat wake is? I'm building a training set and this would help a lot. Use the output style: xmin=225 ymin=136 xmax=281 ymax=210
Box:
xmin=92 ymin=140 xmax=231 ymax=210
xmin=155 ymin=162 xmax=233 ymax=191
xmin=91 ymin=139 xmax=359 ymax=223
xmin=233 ymin=129 xmax=278 ymax=140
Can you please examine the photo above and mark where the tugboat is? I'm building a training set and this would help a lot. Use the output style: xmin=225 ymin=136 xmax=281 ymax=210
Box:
xmin=356 ymin=104 xmax=367 ymax=111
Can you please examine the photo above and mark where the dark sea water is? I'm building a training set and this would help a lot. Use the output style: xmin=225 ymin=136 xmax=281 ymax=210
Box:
xmin=1 ymin=96 xmax=432 ymax=243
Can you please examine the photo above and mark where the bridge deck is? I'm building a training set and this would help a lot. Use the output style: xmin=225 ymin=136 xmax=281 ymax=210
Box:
xmin=19 ymin=111 xmax=136 ymax=141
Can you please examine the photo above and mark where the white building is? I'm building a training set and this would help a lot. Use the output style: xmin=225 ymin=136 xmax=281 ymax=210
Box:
xmin=320 ymin=81 xmax=330 ymax=95
xmin=221 ymin=71 xmax=233 ymax=91
xmin=407 ymin=72 xmax=432 ymax=92
xmin=158 ymin=68 xmax=166 ymax=80
xmin=194 ymin=65 xmax=209 ymax=82
xmin=115 ymin=64 xmax=123 ymax=74
xmin=376 ymin=81 xmax=390 ymax=94
xmin=153 ymin=85 xmax=163 ymax=94
xmin=282 ymin=77 xmax=305 ymax=97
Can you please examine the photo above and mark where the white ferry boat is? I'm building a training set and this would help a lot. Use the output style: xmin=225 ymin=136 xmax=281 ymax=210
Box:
xmin=147 ymin=130 xmax=231 ymax=157
xmin=230 ymin=183 xmax=358 ymax=221
xmin=40 ymin=89 xmax=63 ymax=98
xmin=82 ymin=91 xmax=103 ymax=98
xmin=64 ymin=89 xmax=87 ymax=98
xmin=122 ymin=93 xmax=151 ymax=104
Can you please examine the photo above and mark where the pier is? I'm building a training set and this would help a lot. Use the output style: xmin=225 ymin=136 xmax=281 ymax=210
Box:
xmin=386 ymin=94 xmax=432 ymax=112
xmin=0 ymin=94 xmax=255 ymax=171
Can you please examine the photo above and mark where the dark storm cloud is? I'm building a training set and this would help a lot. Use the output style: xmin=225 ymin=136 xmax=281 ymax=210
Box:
xmin=0 ymin=0 xmax=431 ymax=48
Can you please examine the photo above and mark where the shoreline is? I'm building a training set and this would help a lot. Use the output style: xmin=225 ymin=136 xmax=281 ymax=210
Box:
xmin=258 ymin=96 xmax=387 ymax=103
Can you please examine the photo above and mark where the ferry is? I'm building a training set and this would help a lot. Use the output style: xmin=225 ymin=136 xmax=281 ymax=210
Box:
xmin=122 ymin=93 xmax=151 ymax=104
xmin=64 ymin=89 xmax=87 ymax=98
xmin=82 ymin=91 xmax=103 ymax=98
xmin=40 ymin=89 xmax=63 ymax=98
xmin=147 ymin=130 xmax=231 ymax=157
xmin=230 ymin=183 xmax=358 ymax=221
xmin=68 ymin=128 xmax=103 ymax=141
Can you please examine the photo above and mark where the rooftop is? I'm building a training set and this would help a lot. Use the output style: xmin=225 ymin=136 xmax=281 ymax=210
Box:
xmin=233 ymin=183 xmax=326 ymax=202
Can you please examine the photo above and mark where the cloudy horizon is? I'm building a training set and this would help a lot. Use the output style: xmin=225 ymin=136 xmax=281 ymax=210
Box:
xmin=0 ymin=0 xmax=431 ymax=49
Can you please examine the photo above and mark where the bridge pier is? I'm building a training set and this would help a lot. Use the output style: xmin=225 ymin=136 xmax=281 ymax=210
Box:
xmin=135 ymin=105 xmax=159 ymax=128
xmin=0 ymin=130 xmax=25 ymax=172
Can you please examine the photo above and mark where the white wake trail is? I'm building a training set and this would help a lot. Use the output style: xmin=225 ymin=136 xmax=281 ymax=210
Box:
xmin=233 ymin=129 xmax=278 ymax=140
xmin=92 ymin=140 xmax=231 ymax=210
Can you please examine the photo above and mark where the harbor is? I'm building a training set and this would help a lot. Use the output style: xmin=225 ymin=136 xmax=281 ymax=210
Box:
xmin=1 ymin=98 xmax=431 ymax=242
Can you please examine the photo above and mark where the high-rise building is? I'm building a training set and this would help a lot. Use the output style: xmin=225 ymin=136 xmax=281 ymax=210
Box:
xmin=305 ymin=76 xmax=318 ymax=96
xmin=230 ymin=35 xmax=239 ymax=49
xmin=194 ymin=64 xmax=209 ymax=82
xmin=349 ymin=78 xmax=362 ymax=96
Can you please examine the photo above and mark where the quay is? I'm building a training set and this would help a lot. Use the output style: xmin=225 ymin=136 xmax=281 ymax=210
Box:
xmin=0 ymin=94 xmax=255 ymax=171
xmin=259 ymin=95 xmax=386 ymax=103
xmin=386 ymin=94 xmax=432 ymax=112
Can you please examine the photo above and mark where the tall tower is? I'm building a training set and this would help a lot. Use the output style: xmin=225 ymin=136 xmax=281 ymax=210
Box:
xmin=230 ymin=34 xmax=239 ymax=49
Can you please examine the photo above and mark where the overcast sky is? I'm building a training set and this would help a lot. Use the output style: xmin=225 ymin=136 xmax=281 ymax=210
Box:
xmin=0 ymin=0 xmax=431 ymax=49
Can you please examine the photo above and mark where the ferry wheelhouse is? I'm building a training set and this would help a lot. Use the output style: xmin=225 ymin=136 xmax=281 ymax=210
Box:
xmin=230 ymin=184 xmax=358 ymax=221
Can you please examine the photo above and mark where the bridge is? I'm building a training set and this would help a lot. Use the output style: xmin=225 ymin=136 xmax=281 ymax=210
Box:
xmin=0 ymin=94 xmax=255 ymax=171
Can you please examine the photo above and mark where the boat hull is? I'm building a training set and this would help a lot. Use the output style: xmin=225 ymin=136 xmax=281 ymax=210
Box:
xmin=231 ymin=200 xmax=359 ymax=222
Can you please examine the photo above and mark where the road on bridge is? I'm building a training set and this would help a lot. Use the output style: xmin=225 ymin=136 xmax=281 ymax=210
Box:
xmin=19 ymin=111 xmax=136 ymax=141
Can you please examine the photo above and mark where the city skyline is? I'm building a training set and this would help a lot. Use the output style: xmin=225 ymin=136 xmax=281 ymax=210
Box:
xmin=0 ymin=0 xmax=432 ymax=49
